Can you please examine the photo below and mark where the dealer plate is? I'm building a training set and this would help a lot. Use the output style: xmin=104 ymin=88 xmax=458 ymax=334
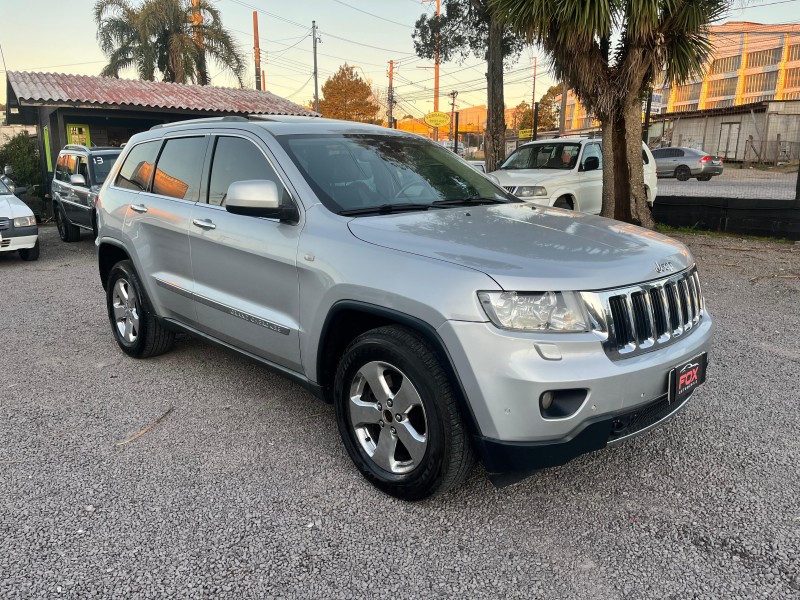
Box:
xmin=669 ymin=353 xmax=707 ymax=404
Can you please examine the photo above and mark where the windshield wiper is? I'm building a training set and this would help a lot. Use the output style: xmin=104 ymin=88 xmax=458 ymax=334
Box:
xmin=431 ymin=197 xmax=511 ymax=208
xmin=338 ymin=203 xmax=430 ymax=216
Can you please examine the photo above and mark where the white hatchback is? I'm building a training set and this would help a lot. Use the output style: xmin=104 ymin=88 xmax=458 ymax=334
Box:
xmin=0 ymin=179 xmax=39 ymax=261
xmin=489 ymin=137 xmax=658 ymax=214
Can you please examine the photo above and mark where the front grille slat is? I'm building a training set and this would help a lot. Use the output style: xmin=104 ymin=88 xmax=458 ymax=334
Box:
xmin=0 ymin=218 xmax=9 ymax=231
xmin=595 ymin=268 xmax=704 ymax=360
xmin=503 ymin=186 xmax=516 ymax=193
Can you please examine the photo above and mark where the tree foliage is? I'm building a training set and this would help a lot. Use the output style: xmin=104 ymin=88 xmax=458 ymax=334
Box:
xmin=490 ymin=0 xmax=728 ymax=227
xmin=0 ymin=133 xmax=41 ymax=188
xmin=94 ymin=0 xmax=245 ymax=85
xmin=537 ymin=83 xmax=562 ymax=131
xmin=317 ymin=65 xmax=381 ymax=123
xmin=413 ymin=0 xmax=525 ymax=172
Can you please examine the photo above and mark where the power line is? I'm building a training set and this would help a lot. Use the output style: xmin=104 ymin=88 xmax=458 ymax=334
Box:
xmin=331 ymin=0 xmax=410 ymax=27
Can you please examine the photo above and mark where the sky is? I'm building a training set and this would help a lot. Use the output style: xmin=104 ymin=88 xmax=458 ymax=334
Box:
xmin=0 ymin=0 xmax=795 ymax=118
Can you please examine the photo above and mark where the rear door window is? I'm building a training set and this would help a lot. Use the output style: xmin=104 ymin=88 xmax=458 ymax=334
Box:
xmin=151 ymin=137 xmax=208 ymax=202
xmin=115 ymin=141 xmax=160 ymax=192
xmin=206 ymin=136 xmax=290 ymax=207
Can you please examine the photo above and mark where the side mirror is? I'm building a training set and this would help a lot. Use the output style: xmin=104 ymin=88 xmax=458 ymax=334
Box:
xmin=13 ymin=186 xmax=28 ymax=197
xmin=3 ymin=165 xmax=13 ymax=177
xmin=70 ymin=173 xmax=87 ymax=187
xmin=225 ymin=180 xmax=299 ymax=223
xmin=583 ymin=156 xmax=600 ymax=172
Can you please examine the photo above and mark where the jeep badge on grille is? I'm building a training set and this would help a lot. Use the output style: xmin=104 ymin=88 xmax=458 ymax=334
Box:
xmin=655 ymin=261 xmax=675 ymax=274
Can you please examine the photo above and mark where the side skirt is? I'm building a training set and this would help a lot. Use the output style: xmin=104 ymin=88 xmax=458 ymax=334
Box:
xmin=161 ymin=317 xmax=325 ymax=401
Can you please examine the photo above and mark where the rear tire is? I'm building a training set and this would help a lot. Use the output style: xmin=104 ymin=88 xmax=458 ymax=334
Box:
xmin=55 ymin=203 xmax=80 ymax=242
xmin=106 ymin=260 xmax=174 ymax=358
xmin=675 ymin=166 xmax=691 ymax=182
xmin=18 ymin=239 xmax=39 ymax=261
xmin=554 ymin=195 xmax=575 ymax=210
xmin=334 ymin=325 xmax=475 ymax=500
xmin=696 ymin=174 xmax=712 ymax=182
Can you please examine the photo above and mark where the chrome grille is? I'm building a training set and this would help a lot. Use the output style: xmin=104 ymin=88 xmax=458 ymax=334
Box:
xmin=503 ymin=186 xmax=516 ymax=193
xmin=0 ymin=218 xmax=9 ymax=231
xmin=582 ymin=268 xmax=704 ymax=360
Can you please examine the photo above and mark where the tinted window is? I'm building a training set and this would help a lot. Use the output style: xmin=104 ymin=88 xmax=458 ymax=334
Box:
xmin=152 ymin=137 xmax=207 ymax=201
xmin=76 ymin=156 xmax=90 ymax=186
xmin=674 ymin=149 xmax=685 ymax=158
xmin=207 ymin=136 xmax=289 ymax=206
xmin=651 ymin=148 xmax=665 ymax=158
xmin=278 ymin=133 xmax=513 ymax=214
xmin=90 ymin=152 xmax=121 ymax=186
xmin=55 ymin=155 xmax=67 ymax=181
xmin=115 ymin=141 xmax=160 ymax=191
xmin=500 ymin=143 xmax=581 ymax=170
xmin=582 ymin=144 xmax=603 ymax=169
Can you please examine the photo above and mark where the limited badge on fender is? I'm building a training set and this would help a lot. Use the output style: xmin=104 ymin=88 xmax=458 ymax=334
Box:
xmin=669 ymin=353 xmax=707 ymax=404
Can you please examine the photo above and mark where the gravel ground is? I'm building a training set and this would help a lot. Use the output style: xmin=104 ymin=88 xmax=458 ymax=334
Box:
xmin=1 ymin=226 xmax=799 ymax=599
xmin=658 ymin=168 xmax=798 ymax=200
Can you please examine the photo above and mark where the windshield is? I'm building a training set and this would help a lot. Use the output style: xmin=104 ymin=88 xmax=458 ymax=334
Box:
xmin=0 ymin=179 xmax=10 ymax=194
xmin=277 ymin=133 xmax=515 ymax=215
xmin=90 ymin=152 xmax=121 ymax=186
xmin=500 ymin=143 xmax=581 ymax=170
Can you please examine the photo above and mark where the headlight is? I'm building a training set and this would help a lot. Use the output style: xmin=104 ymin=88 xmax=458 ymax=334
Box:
xmin=13 ymin=215 xmax=36 ymax=227
xmin=514 ymin=186 xmax=548 ymax=198
xmin=478 ymin=291 xmax=588 ymax=332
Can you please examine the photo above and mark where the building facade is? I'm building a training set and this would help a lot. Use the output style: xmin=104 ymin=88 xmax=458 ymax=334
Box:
xmin=559 ymin=22 xmax=800 ymax=135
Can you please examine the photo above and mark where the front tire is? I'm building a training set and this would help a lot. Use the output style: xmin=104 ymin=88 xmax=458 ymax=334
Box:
xmin=54 ymin=203 xmax=80 ymax=242
xmin=18 ymin=239 xmax=39 ymax=261
xmin=334 ymin=326 xmax=474 ymax=500
xmin=106 ymin=260 xmax=174 ymax=358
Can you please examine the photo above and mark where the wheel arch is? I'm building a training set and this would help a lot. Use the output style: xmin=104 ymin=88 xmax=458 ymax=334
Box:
xmin=98 ymin=240 xmax=131 ymax=290
xmin=316 ymin=301 xmax=483 ymax=436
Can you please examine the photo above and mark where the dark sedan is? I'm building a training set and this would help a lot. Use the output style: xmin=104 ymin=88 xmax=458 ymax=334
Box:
xmin=651 ymin=147 xmax=724 ymax=181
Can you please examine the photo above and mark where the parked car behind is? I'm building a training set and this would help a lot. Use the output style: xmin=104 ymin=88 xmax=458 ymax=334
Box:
xmin=96 ymin=116 xmax=713 ymax=500
xmin=52 ymin=144 xmax=122 ymax=242
xmin=489 ymin=137 xmax=658 ymax=212
xmin=0 ymin=178 xmax=39 ymax=261
xmin=651 ymin=147 xmax=723 ymax=181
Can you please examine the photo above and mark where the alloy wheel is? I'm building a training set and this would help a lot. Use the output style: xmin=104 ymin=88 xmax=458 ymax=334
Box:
xmin=348 ymin=360 xmax=428 ymax=474
xmin=111 ymin=278 xmax=140 ymax=343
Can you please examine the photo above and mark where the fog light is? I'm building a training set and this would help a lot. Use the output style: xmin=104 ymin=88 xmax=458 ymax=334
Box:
xmin=539 ymin=389 xmax=588 ymax=419
xmin=540 ymin=391 xmax=554 ymax=411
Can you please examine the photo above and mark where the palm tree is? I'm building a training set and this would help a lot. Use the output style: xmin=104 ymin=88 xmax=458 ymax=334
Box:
xmin=489 ymin=0 xmax=729 ymax=227
xmin=95 ymin=0 xmax=245 ymax=86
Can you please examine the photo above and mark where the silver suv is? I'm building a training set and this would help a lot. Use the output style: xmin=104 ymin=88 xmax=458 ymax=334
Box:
xmin=96 ymin=116 xmax=714 ymax=500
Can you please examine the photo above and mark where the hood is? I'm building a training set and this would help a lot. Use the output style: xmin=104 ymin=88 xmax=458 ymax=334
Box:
xmin=0 ymin=194 xmax=35 ymax=220
xmin=489 ymin=169 xmax=571 ymax=187
xmin=348 ymin=203 xmax=694 ymax=291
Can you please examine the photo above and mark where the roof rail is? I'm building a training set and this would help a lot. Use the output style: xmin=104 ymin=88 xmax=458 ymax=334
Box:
xmin=63 ymin=144 xmax=91 ymax=152
xmin=149 ymin=116 xmax=248 ymax=130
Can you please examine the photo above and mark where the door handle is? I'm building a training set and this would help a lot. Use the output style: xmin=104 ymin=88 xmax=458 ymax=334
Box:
xmin=192 ymin=219 xmax=216 ymax=230
xmin=130 ymin=203 xmax=148 ymax=213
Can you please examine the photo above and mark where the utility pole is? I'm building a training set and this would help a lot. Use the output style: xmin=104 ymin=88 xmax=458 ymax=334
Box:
xmin=261 ymin=69 xmax=265 ymax=91
xmin=531 ymin=55 xmax=537 ymax=125
xmin=417 ymin=0 xmax=441 ymax=140
xmin=387 ymin=60 xmax=396 ymax=128
xmin=532 ymin=102 xmax=539 ymax=141
xmin=449 ymin=90 xmax=458 ymax=141
xmin=454 ymin=111 xmax=460 ymax=155
xmin=312 ymin=21 xmax=320 ymax=112
xmin=642 ymin=89 xmax=653 ymax=143
xmin=253 ymin=11 xmax=261 ymax=91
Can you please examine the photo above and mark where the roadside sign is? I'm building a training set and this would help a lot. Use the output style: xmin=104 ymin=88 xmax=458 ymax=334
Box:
xmin=424 ymin=111 xmax=451 ymax=128
xmin=519 ymin=128 xmax=534 ymax=138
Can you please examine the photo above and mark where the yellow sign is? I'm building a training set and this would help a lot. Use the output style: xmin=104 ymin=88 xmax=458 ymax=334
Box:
xmin=424 ymin=111 xmax=451 ymax=128
xmin=519 ymin=128 xmax=534 ymax=138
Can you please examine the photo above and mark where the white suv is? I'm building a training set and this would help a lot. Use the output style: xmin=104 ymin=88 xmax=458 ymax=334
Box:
xmin=489 ymin=137 xmax=658 ymax=213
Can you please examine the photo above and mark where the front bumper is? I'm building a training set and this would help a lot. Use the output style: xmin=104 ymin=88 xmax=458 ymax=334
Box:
xmin=0 ymin=226 xmax=38 ymax=252
xmin=438 ymin=311 xmax=713 ymax=473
